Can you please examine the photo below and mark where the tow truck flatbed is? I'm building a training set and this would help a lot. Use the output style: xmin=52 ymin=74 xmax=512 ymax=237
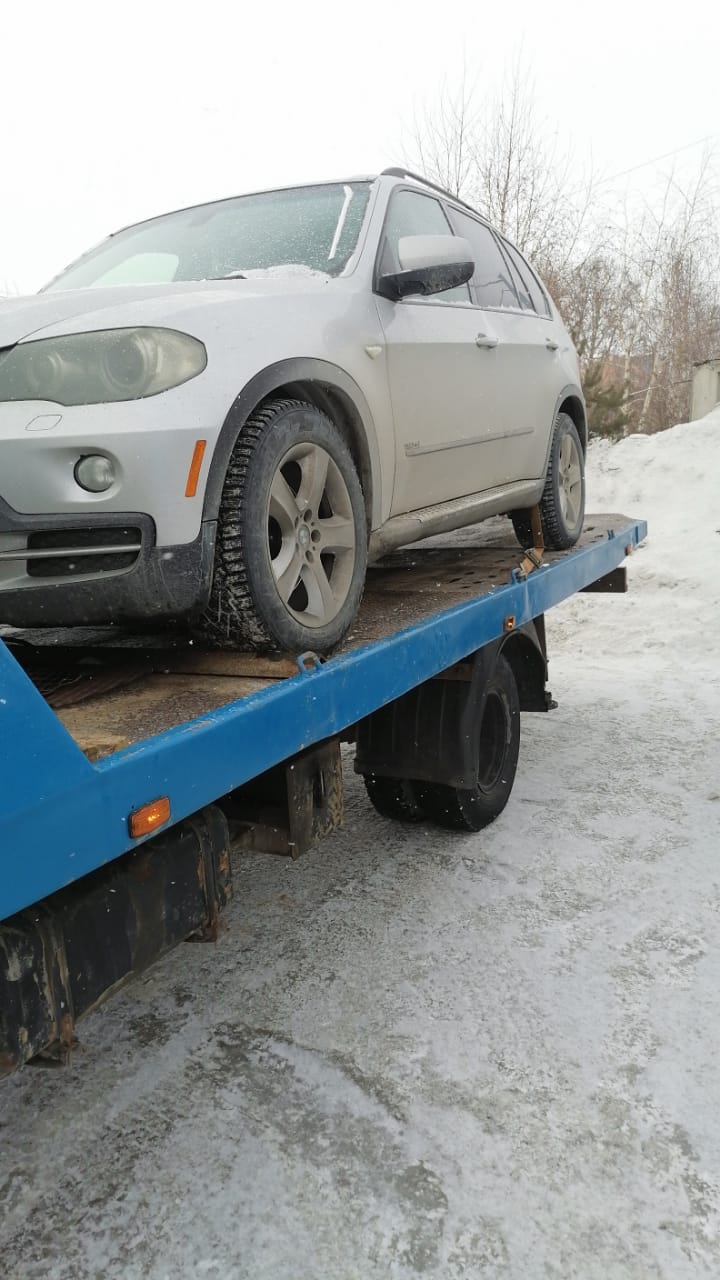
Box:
xmin=0 ymin=513 xmax=646 ymax=1074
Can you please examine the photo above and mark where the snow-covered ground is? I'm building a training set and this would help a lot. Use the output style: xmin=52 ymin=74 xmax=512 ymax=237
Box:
xmin=1 ymin=411 xmax=719 ymax=1279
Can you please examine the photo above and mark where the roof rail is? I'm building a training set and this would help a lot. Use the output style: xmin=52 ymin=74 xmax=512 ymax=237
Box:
xmin=380 ymin=167 xmax=485 ymax=220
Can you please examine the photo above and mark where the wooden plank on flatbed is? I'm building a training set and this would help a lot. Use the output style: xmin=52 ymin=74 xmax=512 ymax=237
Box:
xmin=6 ymin=515 xmax=631 ymax=759
xmin=57 ymin=672 xmax=274 ymax=758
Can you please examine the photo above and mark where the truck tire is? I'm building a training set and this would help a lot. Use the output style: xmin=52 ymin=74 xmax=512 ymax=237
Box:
xmin=364 ymin=775 xmax=425 ymax=822
xmin=511 ymin=412 xmax=585 ymax=550
xmin=416 ymin=655 xmax=520 ymax=831
xmin=200 ymin=399 xmax=367 ymax=653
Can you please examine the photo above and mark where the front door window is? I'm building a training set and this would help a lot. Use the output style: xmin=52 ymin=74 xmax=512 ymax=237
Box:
xmin=379 ymin=190 xmax=471 ymax=304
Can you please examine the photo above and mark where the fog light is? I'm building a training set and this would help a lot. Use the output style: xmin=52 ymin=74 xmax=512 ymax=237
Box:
xmin=74 ymin=454 xmax=116 ymax=493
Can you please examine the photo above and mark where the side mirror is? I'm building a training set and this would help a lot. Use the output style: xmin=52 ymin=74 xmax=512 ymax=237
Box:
xmin=377 ymin=235 xmax=474 ymax=301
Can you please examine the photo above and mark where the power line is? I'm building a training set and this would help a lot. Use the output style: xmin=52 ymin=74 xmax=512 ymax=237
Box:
xmin=597 ymin=133 xmax=719 ymax=188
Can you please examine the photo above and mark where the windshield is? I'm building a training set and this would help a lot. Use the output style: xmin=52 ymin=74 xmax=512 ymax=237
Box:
xmin=44 ymin=182 xmax=372 ymax=291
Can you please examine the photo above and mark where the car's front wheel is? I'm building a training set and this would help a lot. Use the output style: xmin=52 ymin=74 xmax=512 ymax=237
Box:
xmin=200 ymin=399 xmax=368 ymax=653
xmin=511 ymin=411 xmax=586 ymax=551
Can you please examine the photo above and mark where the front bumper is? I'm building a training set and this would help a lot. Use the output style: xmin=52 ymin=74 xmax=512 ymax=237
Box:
xmin=0 ymin=395 xmax=214 ymax=547
xmin=0 ymin=495 xmax=216 ymax=627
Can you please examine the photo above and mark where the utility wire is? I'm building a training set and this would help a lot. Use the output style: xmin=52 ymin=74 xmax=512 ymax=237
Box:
xmin=596 ymin=133 xmax=719 ymax=189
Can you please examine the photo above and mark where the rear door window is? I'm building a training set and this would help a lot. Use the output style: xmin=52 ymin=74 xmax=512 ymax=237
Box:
xmin=449 ymin=210 xmax=520 ymax=310
xmin=499 ymin=238 xmax=552 ymax=317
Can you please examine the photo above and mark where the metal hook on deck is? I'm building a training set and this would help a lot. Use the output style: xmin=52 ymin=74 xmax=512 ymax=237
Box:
xmin=297 ymin=652 xmax=324 ymax=675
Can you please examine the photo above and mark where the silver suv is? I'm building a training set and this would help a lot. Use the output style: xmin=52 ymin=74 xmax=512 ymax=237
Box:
xmin=0 ymin=169 xmax=586 ymax=652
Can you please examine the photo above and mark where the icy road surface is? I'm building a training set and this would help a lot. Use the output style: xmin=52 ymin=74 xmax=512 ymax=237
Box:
xmin=1 ymin=412 xmax=719 ymax=1279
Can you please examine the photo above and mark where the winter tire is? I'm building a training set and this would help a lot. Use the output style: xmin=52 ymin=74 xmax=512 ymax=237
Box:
xmin=511 ymin=411 xmax=585 ymax=550
xmin=200 ymin=399 xmax=367 ymax=653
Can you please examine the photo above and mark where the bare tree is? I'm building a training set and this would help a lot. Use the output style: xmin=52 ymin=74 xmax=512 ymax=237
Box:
xmin=625 ymin=159 xmax=720 ymax=430
xmin=407 ymin=68 xmax=479 ymax=200
xmin=406 ymin=72 xmax=720 ymax=434
xmin=408 ymin=62 xmax=597 ymax=280
xmin=556 ymin=249 xmax=638 ymax=364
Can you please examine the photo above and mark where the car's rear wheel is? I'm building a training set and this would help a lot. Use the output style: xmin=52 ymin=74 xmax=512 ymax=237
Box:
xmin=200 ymin=399 xmax=367 ymax=653
xmin=511 ymin=411 xmax=585 ymax=551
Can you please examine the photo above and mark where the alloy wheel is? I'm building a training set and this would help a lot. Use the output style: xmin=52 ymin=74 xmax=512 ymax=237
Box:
xmin=558 ymin=432 xmax=583 ymax=528
xmin=267 ymin=441 xmax=357 ymax=627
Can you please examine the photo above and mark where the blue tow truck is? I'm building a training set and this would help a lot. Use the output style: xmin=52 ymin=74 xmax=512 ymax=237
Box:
xmin=0 ymin=513 xmax=645 ymax=1075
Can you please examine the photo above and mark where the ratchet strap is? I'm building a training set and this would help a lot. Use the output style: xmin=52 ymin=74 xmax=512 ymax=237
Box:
xmin=517 ymin=505 xmax=545 ymax=577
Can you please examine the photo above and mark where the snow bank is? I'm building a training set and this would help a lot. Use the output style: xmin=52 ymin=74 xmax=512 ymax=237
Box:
xmin=587 ymin=406 xmax=720 ymax=597
xmin=555 ymin=406 xmax=720 ymax=664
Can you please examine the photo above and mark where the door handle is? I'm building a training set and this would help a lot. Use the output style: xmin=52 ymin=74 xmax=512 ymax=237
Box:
xmin=545 ymin=338 xmax=559 ymax=351
xmin=475 ymin=333 xmax=499 ymax=349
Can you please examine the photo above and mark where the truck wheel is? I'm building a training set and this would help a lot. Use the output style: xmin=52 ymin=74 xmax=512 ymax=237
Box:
xmin=511 ymin=412 xmax=585 ymax=550
xmin=364 ymin=775 xmax=425 ymax=822
xmin=416 ymin=655 xmax=520 ymax=831
xmin=201 ymin=399 xmax=367 ymax=653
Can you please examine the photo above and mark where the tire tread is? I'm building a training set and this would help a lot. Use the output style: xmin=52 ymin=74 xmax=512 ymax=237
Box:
xmin=511 ymin=412 xmax=585 ymax=551
xmin=200 ymin=398 xmax=331 ymax=651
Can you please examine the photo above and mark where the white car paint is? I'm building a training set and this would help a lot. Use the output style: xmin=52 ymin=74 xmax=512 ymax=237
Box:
xmin=0 ymin=172 xmax=584 ymax=626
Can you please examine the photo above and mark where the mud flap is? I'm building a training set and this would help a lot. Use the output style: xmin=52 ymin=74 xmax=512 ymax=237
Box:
xmin=0 ymin=805 xmax=232 ymax=1077
xmin=221 ymin=739 xmax=344 ymax=859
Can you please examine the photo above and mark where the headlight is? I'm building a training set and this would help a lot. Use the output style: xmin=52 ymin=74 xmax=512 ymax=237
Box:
xmin=0 ymin=328 xmax=207 ymax=406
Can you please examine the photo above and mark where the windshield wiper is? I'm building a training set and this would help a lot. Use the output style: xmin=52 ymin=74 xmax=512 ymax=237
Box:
xmin=216 ymin=271 xmax=247 ymax=280
xmin=328 ymin=185 xmax=353 ymax=261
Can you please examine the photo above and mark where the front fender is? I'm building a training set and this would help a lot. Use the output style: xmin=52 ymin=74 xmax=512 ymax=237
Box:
xmin=203 ymin=357 xmax=386 ymax=529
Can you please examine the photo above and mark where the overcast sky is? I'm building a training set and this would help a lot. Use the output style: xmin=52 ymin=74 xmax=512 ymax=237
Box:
xmin=1 ymin=0 xmax=718 ymax=294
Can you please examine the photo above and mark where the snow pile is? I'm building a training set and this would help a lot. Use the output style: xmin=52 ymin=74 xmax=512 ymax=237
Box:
xmin=551 ymin=406 xmax=720 ymax=667
xmin=233 ymin=264 xmax=330 ymax=280
xmin=545 ymin=404 xmax=712 ymax=670
xmin=586 ymin=406 xmax=720 ymax=602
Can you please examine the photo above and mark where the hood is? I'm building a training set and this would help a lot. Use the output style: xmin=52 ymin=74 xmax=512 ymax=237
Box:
xmin=0 ymin=274 xmax=338 ymax=347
